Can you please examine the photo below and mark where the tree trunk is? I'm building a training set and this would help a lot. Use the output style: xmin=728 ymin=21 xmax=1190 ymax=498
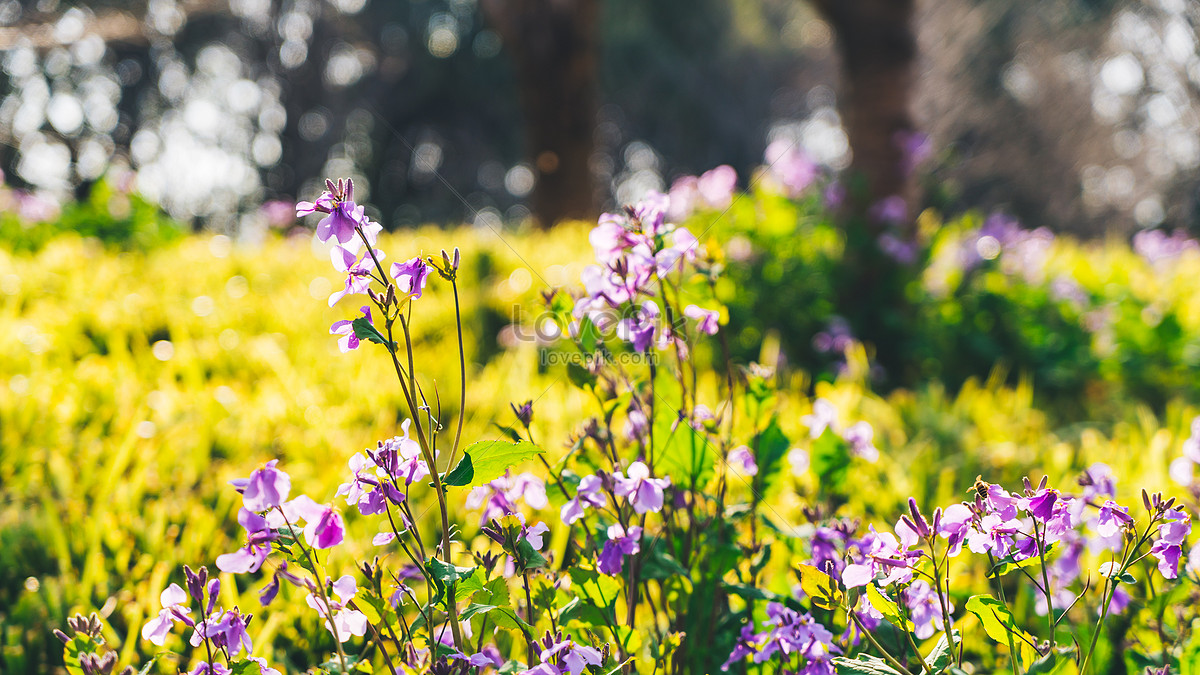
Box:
xmin=481 ymin=0 xmax=602 ymax=228
xmin=814 ymin=0 xmax=917 ymax=219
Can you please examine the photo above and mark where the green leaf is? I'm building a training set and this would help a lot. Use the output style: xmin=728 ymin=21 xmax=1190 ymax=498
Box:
xmin=755 ymin=419 xmax=790 ymax=488
xmin=351 ymin=316 xmax=390 ymax=347
xmin=569 ymin=565 xmax=622 ymax=610
xmin=558 ymin=596 xmax=611 ymax=628
xmin=866 ymin=584 xmax=915 ymax=632
xmin=964 ymin=594 xmax=1037 ymax=667
xmin=444 ymin=440 xmax=545 ymax=487
xmin=652 ymin=412 xmax=714 ymax=487
xmin=491 ymin=423 xmax=523 ymax=442
xmin=461 ymin=602 xmax=531 ymax=634
xmin=796 ymin=564 xmax=844 ymax=611
xmin=63 ymin=635 xmax=101 ymax=675
xmin=811 ymin=428 xmax=850 ymax=491
xmin=427 ymin=558 xmax=476 ymax=606
xmin=567 ymin=362 xmax=596 ymax=390
xmin=515 ymin=538 xmax=548 ymax=570
xmin=455 ymin=568 xmax=487 ymax=601
xmin=228 ymin=661 xmax=261 ymax=675
xmin=832 ymin=654 xmax=905 ymax=675
xmin=640 ymin=538 xmax=689 ymax=580
xmin=577 ymin=315 xmax=601 ymax=353
xmin=924 ymin=631 xmax=960 ymax=673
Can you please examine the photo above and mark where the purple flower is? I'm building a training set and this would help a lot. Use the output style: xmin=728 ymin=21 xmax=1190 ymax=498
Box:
xmin=467 ymin=646 xmax=505 ymax=669
xmin=329 ymin=246 xmax=383 ymax=307
xmin=966 ymin=513 xmax=1020 ymax=557
xmin=191 ymin=609 xmax=253 ymax=656
xmin=523 ymin=521 xmax=550 ymax=550
xmin=684 ymin=305 xmax=720 ymax=335
xmin=215 ymin=509 xmax=274 ymax=573
xmin=1151 ymin=508 xmax=1192 ymax=579
xmin=141 ymin=584 xmax=193 ymax=645
xmin=330 ymin=306 xmax=373 ymax=353
xmin=903 ymin=580 xmax=953 ymax=639
xmin=937 ymin=503 xmax=973 ymax=557
xmin=589 ymin=213 xmax=631 ymax=263
xmin=633 ymin=191 xmax=670 ymax=237
xmin=726 ymin=446 xmax=758 ymax=477
xmin=842 ymin=528 xmax=914 ymax=588
xmin=697 ymin=165 xmax=737 ymax=210
xmin=598 ymin=524 xmax=642 ymax=575
xmin=802 ymin=399 xmax=839 ymax=438
xmin=297 ymin=178 xmax=377 ymax=246
xmin=560 ymin=474 xmax=607 ymax=525
xmin=764 ymin=139 xmax=817 ymax=198
xmin=1093 ymin=500 xmax=1133 ymax=539
xmin=305 ymin=575 xmax=368 ymax=643
xmin=842 ymin=421 xmax=878 ymax=462
xmin=272 ymin=495 xmax=345 ymax=549
xmin=617 ymin=301 xmax=660 ymax=352
xmin=390 ymin=257 xmax=431 ymax=298
xmin=1079 ymin=463 xmax=1117 ymax=501
xmin=372 ymin=419 xmax=429 ymax=486
xmin=1026 ymin=489 xmax=1058 ymax=520
xmin=467 ymin=472 xmax=548 ymax=524
xmin=232 ymin=460 xmax=291 ymax=513
xmin=614 ymin=462 xmax=671 ymax=514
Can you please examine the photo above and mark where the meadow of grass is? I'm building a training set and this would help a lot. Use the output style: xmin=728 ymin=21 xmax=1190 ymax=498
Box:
xmin=3 ymin=192 xmax=1200 ymax=673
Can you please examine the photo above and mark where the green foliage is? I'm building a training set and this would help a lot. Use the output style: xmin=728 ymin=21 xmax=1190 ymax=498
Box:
xmin=443 ymin=440 xmax=544 ymax=487
xmin=0 ymin=178 xmax=183 ymax=253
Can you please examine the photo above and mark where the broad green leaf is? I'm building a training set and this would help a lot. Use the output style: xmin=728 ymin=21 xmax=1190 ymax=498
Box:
xmin=924 ymin=630 xmax=960 ymax=672
xmin=964 ymin=594 xmax=1037 ymax=667
xmin=567 ymin=362 xmax=596 ymax=390
xmin=455 ymin=568 xmax=487 ymax=601
xmin=426 ymin=558 xmax=476 ymax=606
xmin=796 ymin=564 xmax=844 ymax=611
xmin=832 ymin=654 xmax=905 ymax=675
xmin=569 ymin=565 xmax=622 ymax=610
xmin=640 ymin=538 xmax=689 ymax=580
xmin=443 ymin=440 xmax=544 ymax=487
xmin=515 ymin=538 xmax=548 ymax=570
xmin=811 ymin=429 xmax=850 ymax=491
xmin=351 ymin=316 xmax=390 ymax=347
xmin=653 ymin=412 xmax=714 ymax=487
xmin=866 ymin=584 xmax=915 ymax=632
xmin=577 ymin=315 xmax=601 ymax=353
xmin=755 ymin=419 xmax=790 ymax=488
xmin=558 ymin=596 xmax=611 ymax=628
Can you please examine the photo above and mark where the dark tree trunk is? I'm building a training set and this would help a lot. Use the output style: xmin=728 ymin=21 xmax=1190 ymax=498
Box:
xmin=481 ymin=0 xmax=602 ymax=228
xmin=814 ymin=0 xmax=918 ymax=218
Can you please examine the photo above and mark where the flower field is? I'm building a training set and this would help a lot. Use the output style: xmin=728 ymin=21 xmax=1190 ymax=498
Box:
xmin=5 ymin=178 xmax=1200 ymax=675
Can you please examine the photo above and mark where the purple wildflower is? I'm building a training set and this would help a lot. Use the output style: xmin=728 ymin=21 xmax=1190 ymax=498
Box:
xmin=614 ymin=462 xmax=671 ymax=514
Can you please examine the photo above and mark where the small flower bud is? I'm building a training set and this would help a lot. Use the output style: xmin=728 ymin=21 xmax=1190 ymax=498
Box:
xmin=511 ymin=400 xmax=534 ymax=428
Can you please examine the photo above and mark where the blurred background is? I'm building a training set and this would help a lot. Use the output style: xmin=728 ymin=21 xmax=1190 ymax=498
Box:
xmin=7 ymin=3 xmax=1200 ymax=673
xmin=2 ymin=0 xmax=1199 ymax=235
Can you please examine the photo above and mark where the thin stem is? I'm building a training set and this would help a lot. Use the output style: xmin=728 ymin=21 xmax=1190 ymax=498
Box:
xmin=1034 ymin=521 xmax=1055 ymax=642
xmin=449 ymin=278 xmax=467 ymax=468
xmin=279 ymin=509 xmax=348 ymax=673
xmin=850 ymin=611 xmax=912 ymax=675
